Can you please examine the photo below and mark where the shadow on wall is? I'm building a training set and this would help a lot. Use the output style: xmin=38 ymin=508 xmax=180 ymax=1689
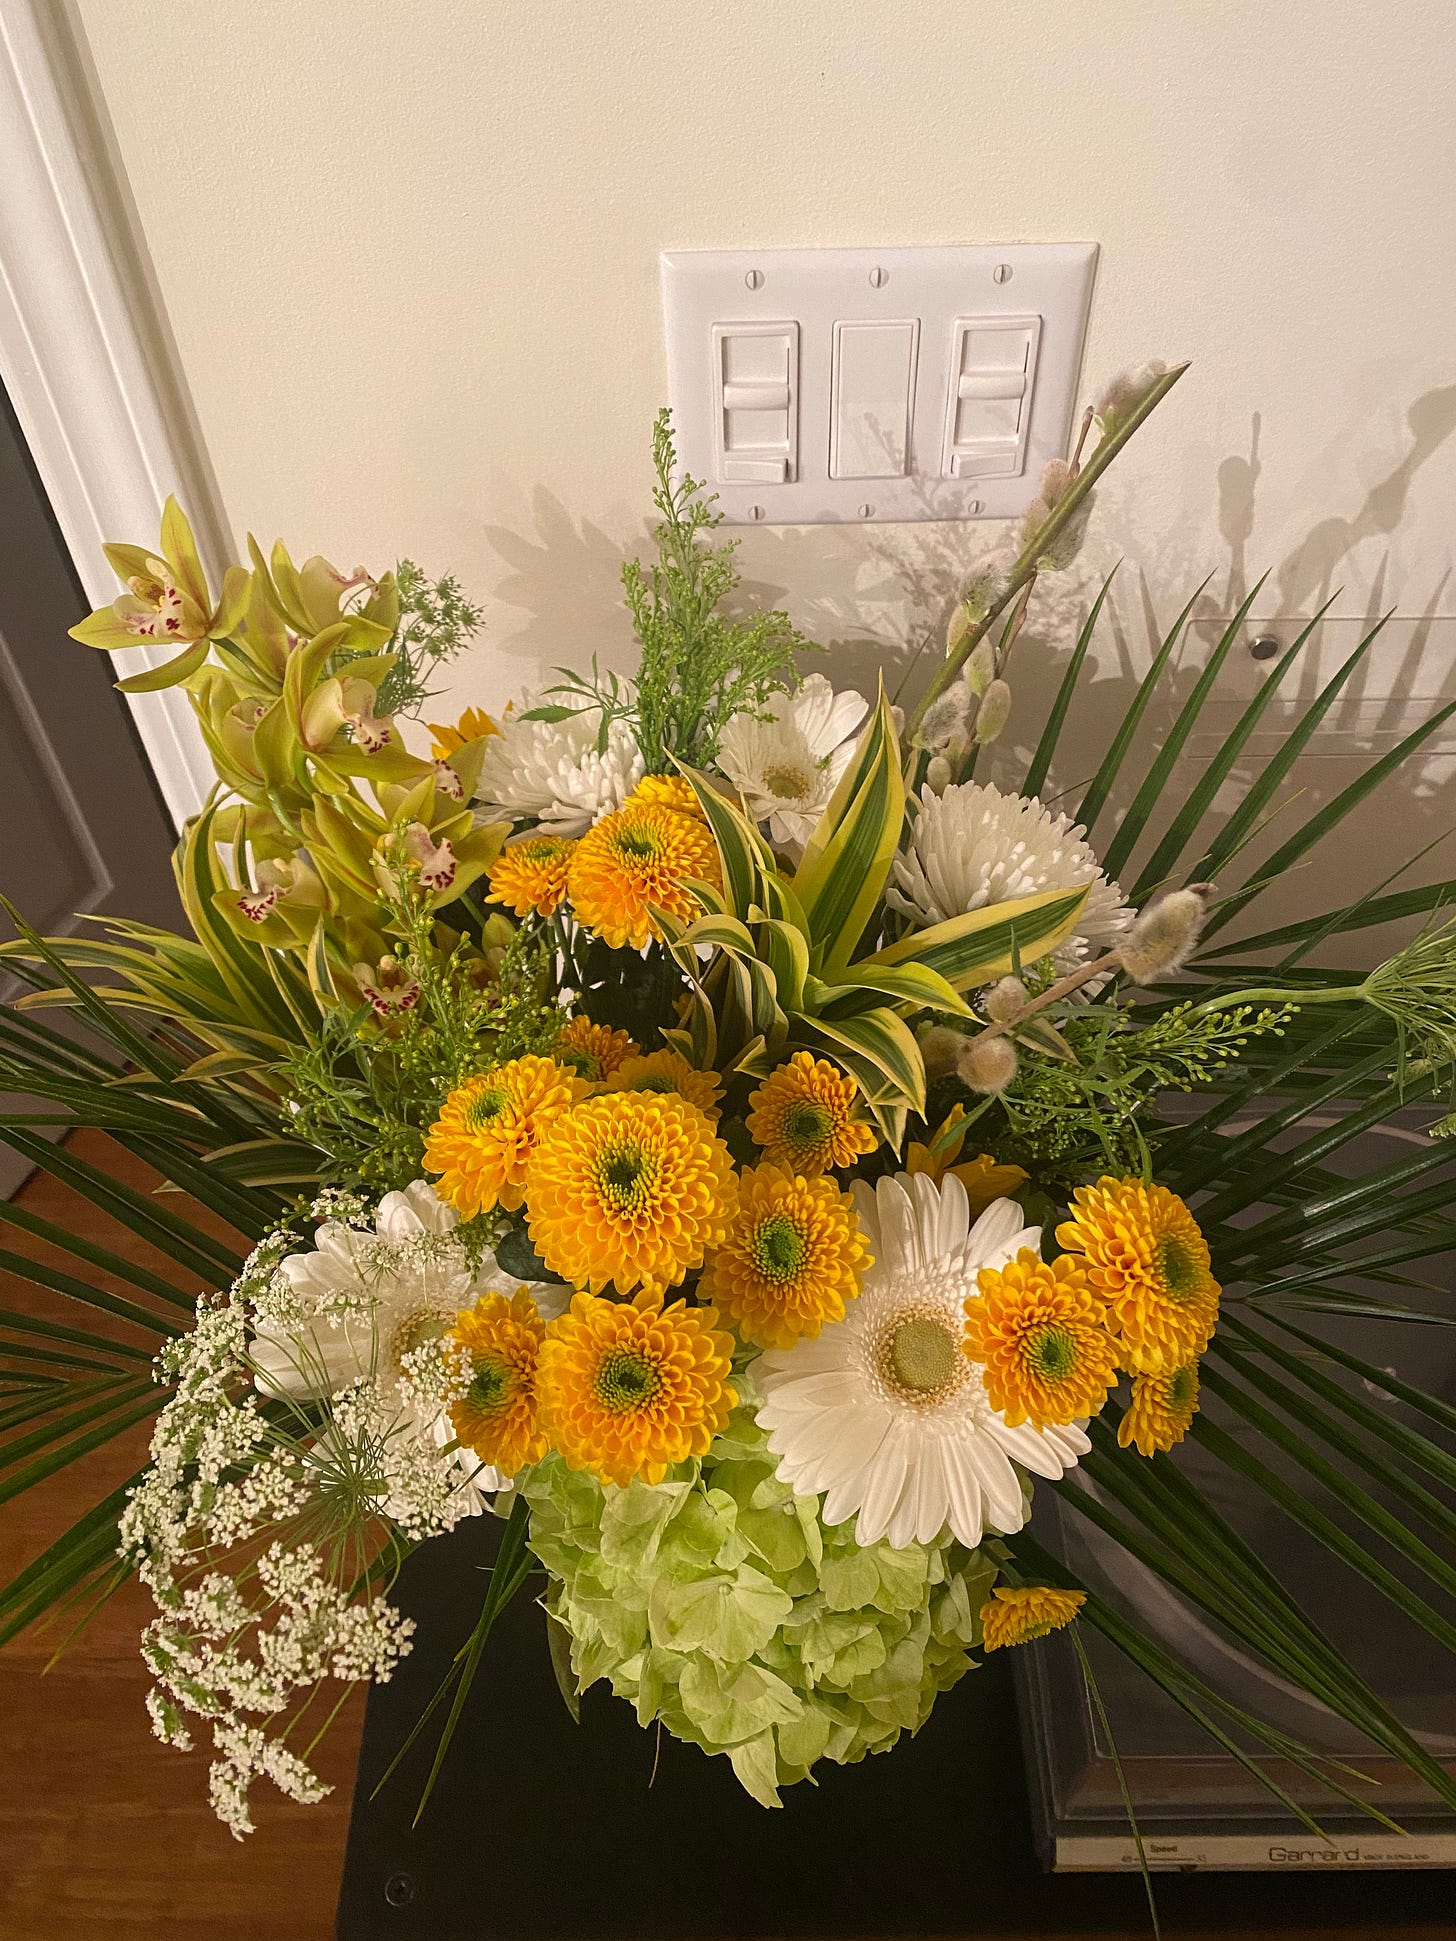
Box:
xmin=472 ymin=386 xmax=1456 ymax=971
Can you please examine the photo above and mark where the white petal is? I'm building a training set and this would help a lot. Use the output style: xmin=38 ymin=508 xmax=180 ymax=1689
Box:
xmin=962 ymin=1432 xmax=1027 ymax=1535
xmin=853 ymin=1425 xmax=911 ymax=1543
xmin=941 ymin=1442 xmax=986 ymax=1548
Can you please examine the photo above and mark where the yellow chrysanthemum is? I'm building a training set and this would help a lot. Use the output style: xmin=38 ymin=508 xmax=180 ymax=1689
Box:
xmin=627 ymin=774 xmax=707 ymax=821
xmin=486 ymin=835 xmax=577 ymax=917
xmin=906 ymin=1106 xmax=1029 ymax=1214
xmin=964 ymin=1249 xmax=1119 ymax=1430
xmin=536 ymin=1288 xmax=737 ymax=1486
xmin=566 ymin=801 xmax=722 ymax=950
xmin=447 ymin=1290 xmax=548 ymax=1476
xmin=525 ymin=1091 xmax=737 ymax=1294
xmin=980 ymin=1585 xmax=1086 ymax=1652
xmin=1056 ymin=1177 xmax=1221 ymax=1375
xmin=699 ymin=1164 xmax=871 ymax=1348
xmin=746 ymin=1051 xmax=878 ymax=1176
xmin=554 ymin=1015 xmax=638 ymax=1083
xmin=427 ymin=706 xmax=497 ymax=758
xmin=424 ymin=1056 xmax=585 ymax=1216
xmin=598 ymin=1048 xmax=723 ymax=1118
xmin=1119 ymin=1359 xmax=1201 ymax=1456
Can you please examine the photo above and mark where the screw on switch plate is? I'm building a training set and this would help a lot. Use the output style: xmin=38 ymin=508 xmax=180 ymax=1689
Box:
xmin=1248 ymin=633 xmax=1282 ymax=661
xmin=868 ymin=265 xmax=889 ymax=288
xmin=744 ymin=268 xmax=764 ymax=290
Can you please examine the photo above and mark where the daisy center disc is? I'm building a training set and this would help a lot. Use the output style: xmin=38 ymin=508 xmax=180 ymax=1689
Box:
xmin=761 ymin=762 xmax=814 ymax=802
xmin=747 ymin=1211 xmax=810 ymax=1283
xmin=887 ymin=1315 xmax=958 ymax=1396
xmin=387 ymin=1305 xmax=449 ymax=1371
xmin=594 ymin=1346 xmax=662 ymax=1412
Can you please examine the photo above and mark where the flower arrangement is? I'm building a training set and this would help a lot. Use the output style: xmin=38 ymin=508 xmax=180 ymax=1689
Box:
xmin=5 ymin=368 xmax=1456 ymax=1856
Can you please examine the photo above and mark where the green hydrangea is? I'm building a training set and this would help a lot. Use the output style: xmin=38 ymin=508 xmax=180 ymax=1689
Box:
xmin=520 ymin=1409 xmax=999 ymax=1806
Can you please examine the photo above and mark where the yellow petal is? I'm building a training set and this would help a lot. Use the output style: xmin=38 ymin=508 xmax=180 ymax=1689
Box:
xmin=159 ymin=496 xmax=211 ymax=616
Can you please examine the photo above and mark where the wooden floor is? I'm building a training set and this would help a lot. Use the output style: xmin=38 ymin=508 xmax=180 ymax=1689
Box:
xmin=2 ymin=1135 xmax=1450 ymax=1941
xmin=0 ymin=1133 xmax=363 ymax=1941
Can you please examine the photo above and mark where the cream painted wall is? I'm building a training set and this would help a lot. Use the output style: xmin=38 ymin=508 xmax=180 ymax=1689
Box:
xmin=70 ymin=0 xmax=1456 ymax=724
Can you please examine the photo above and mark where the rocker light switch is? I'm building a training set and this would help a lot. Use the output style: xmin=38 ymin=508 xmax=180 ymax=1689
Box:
xmin=942 ymin=314 xmax=1042 ymax=480
xmin=713 ymin=321 xmax=798 ymax=484
xmin=661 ymin=246 xmax=1096 ymax=522
xmin=829 ymin=319 xmax=919 ymax=479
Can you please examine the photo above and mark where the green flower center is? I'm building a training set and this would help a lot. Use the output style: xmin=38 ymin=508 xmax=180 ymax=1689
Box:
xmin=613 ymin=827 xmax=663 ymax=863
xmin=465 ymin=1085 xmax=509 ymax=1130
xmin=595 ymin=1140 xmax=658 ymax=1209
xmin=468 ymin=1353 xmax=510 ymax=1416
xmin=747 ymin=1210 xmax=810 ymax=1283
xmin=761 ymin=762 xmax=814 ymax=802
xmin=1168 ymin=1362 xmax=1199 ymax=1409
xmin=1157 ymin=1234 xmax=1200 ymax=1300
xmin=594 ymin=1346 xmax=662 ymax=1412
xmin=782 ymin=1099 xmax=834 ymax=1151
xmin=889 ymin=1316 xmax=957 ymax=1394
xmin=558 ymin=1048 xmax=602 ymax=1079
xmin=635 ymin=1073 xmax=678 ymax=1094
xmin=1025 ymin=1324 xmax=1078 ymax=1382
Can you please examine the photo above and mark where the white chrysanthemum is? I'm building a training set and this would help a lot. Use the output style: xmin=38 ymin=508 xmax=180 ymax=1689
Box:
xmin=250 ymin=1180 xmax=565 ymax=1503
xmin=717 ymin=674 xmax=869 ymax=849
xmin=755 ymin=1174 xmax=1089 ymax=1550
xmin=888 ymin=780 xmax=1132 ymax=975
xmin=473 ymin=703 xmax=644 ymax=835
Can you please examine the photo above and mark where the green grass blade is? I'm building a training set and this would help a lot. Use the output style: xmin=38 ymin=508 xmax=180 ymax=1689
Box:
xmin=1129 ymin=597 xmax=1335 ymax=902
xmin=0 ymin=1127 xmax=244 ymax=1282
xmin=0 ymin=1379 xmax=160 ymax=1505
xmin=1100 ymin=578 xmax=1266 ymax=885
xmin=1191 ymin=616 xmax=1390 ymax=889
xmin=1205 ymin=695 xmax=1456 ymax=937
xmin=1076 ymin=579 xmax=1209 ymax=837
xmin=0 ymin=1197 xmax=198 ymax=1309
xmin=1021 ymin=568 xmax=1117 ymax=800
xmin=0 ymin=1475 xmax=143 ymax=1646
xmin=1198 ymin=882 xmax=1456 ymax=961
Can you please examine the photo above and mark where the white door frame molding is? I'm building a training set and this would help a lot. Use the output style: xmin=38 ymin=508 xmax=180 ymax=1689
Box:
xmin=0 ymin=0 xmax=224 ymax=828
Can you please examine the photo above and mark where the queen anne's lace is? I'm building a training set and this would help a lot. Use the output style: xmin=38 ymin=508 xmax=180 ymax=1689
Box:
xmin=123 ymin=1186 xmax=530 ymax=1836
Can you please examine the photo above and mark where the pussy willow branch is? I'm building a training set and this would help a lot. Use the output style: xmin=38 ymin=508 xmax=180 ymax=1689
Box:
xmin=903 ymin=361 xmax=1190 ymax=750
xmin=970 ymin=949 xmax=1124 ymax=1046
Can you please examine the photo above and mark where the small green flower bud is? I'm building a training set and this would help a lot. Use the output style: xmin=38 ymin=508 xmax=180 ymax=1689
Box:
xmin=925 ymin=754 xmax=952 ymax=792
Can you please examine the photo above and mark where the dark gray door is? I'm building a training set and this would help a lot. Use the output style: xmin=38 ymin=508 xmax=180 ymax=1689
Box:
xmin=0 ymin=381 xmax=181 ymax=1192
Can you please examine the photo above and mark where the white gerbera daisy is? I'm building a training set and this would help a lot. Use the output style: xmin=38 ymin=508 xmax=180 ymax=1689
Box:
xmin=473 ymin=703 xmax=644 ymax=835
xmin=717 ymin=674 xmax=869 ymax=849
xmin=887 ymin=779 xmax=1132 ymax=975
xmin=250 ymin=1180 xmax=565 ymax=1503
xmin=755 ymin=1173 xmax=1089 ymax=1550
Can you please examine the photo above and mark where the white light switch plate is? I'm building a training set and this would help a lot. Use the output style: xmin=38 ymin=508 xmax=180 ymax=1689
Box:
xmin=661 ymin=244 xmax=1098 ymax=525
